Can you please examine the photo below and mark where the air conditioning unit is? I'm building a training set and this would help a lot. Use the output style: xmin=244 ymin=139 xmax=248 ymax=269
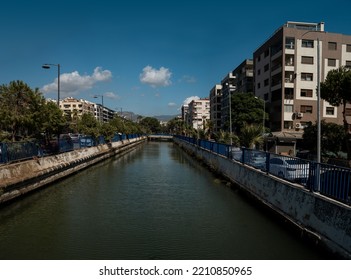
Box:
xmin=295 ymin=123 xmax=302 ymax=129
xmin=297 ymin=112 xmax=303 ymax=118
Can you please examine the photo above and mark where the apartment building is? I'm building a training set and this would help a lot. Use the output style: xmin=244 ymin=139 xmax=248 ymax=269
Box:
xmin=220 ymin=72 xmax=236 ymax=131
xmin=233 ymin=59 xmax=254 ymax=93
xmin=188 ymin=98 xmax=210 ymax=130
xmin=181 ymin=104 xmax=189 ymax=123
xmin=59 ymin=97 xmax=95 ymax=119
xmin=254 ymin=21 xmax=351 ymax=135
xmin=209 ymin=84 xmax=222 ymax=133
xmin=59 ymin=97 xmax=115 ymax=122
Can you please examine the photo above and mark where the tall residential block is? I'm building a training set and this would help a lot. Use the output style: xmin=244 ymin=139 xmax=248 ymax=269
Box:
xmin=188 ymin=98 xmax=210 ymax=130
xmin=254 ymin=21 xmax=351 ymax=134
xmin=209 ymin=84 xmax=222 ymax=133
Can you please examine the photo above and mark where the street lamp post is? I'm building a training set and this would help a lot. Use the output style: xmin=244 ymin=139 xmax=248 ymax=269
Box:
xmin=94 ymin=94 xmax=104 ymax=122
xmin=42 ymin=63 xmax=60 ymax=106
xmin=42 ymin=63 xmax=61 ymax=152
xmin=225 ymin=83 xmax=233 ymax=146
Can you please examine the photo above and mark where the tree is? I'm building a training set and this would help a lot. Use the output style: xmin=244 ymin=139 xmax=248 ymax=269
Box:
xmin=40 ymin=100 xmax=66 ymax=143
xmin=230 ymin=93 xmax=267 ymax=134
xmin=214 ymin=130 xmax=239 ymax=146
xmin=238 ymin=123 xmax=264 ymax=149
xmin=139 ymin=117 xmax=161 ymax=133
xmin=303 ymin=121 xmax=346 ymax=158
xmin=320 ymin=66 xmax=351 ymax=158
xmin=0 ymin=80 xmax=48 ymax=141
xmin=321 ymin=66 xmax=351 ymax=131
xmin=77 ymin=113 xmax=100 ymax=137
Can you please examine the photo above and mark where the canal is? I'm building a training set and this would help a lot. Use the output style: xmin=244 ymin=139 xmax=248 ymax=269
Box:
xmin=0 ymin=142 xmax=327 ymax=260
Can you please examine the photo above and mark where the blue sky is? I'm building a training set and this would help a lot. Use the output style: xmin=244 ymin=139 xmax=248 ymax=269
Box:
xmin=1 ymin=0 xmax=351 ymax=117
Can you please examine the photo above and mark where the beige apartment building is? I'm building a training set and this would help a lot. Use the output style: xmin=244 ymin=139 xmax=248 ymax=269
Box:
xmin=59 ymin=97 xmax=116 ymax=122
xmin=59 ymin=97 xmax=95 ymax=119
xmin=187 ymin=98 xmax=210 ymax=130
xmin=254 ymin=21 xmax=351 ymax=136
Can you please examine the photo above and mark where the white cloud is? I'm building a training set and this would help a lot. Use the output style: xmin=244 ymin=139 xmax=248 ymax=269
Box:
xmin=168 ymin=102 xmax=177 ymax=107
xmin=104 ymin=92 xmax=120 ymax=100
xmin=183 ymin=96 xmax=200 ymax=105
xmin=139 ymin=65 xmax=172 ymax=87
xmin=42 ymin=67 xmax=112 ymax=97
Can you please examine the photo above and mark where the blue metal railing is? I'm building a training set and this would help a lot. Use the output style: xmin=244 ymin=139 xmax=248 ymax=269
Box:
xmin=0 ymin=134 xmax=143 ymax=164
xmin=175 ymin=135 xmax=351 ymax=205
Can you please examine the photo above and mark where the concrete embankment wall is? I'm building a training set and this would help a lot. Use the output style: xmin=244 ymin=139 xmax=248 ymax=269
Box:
xmin=174 ymin=138 xmax=351 ymax=259
xmin=0 ymin=137 xmax=146 ymax=205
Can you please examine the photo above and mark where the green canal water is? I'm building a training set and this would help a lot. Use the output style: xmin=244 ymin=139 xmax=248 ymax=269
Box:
xmin=0 ymin=142 xmax=327 ymax=259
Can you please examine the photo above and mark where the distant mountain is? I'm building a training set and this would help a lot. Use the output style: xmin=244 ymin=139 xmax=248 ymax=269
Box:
xmin=118 ymin=112 xmax=179 ymax=123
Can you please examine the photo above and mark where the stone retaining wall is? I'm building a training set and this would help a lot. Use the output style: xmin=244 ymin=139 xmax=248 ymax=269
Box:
xmin=174 ymin=138 xmax=351 ymax=259
xmin=0 ymin=137 xmax=146 ymax=204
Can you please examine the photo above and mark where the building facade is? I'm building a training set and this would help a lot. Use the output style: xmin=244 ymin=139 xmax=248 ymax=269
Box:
xmin=59 ymin=97 xmax=115 ymax=123
xmin=232 ymin=59 xmax=254 ymax=93
xmin=254 ymin=21 xmax=351 ymax=134
xmin=59 ymin=97 xmax=95 ymax=119
xmin=220 ymin=72 xmax=236 ymax=131
xmin=188 ymin=98 xmax=210 ymax=130
xmin=209 ymin=84 xmax=222 ymax=133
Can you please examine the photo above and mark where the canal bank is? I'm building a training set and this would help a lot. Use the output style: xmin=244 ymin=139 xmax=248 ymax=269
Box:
xmin=0 ymin=136 xmax=146 ymax=205
xmin=174 ymin=137 xmax=351 ymax=259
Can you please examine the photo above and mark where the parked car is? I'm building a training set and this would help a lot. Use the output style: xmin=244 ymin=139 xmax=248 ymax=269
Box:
xmin=269 ymin=157 xmax=310 ymax=182
xmin=230 ymin=147 xmax=243 ymax=161
xmin=249 ymin=153 xmax=266 ymax=169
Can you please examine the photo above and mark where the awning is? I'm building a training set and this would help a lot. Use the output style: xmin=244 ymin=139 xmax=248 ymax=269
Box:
xmin=265 ymin=131 xmax=303 ymax=142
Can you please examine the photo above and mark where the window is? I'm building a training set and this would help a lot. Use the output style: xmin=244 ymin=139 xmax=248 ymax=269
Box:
xmin=328 ymin=59 xmax=336 ymax=67
xmin=326 ymin=107 xmax=335 ymax=115
xmin=284 ymin=105 xmax=293 ymax=112
xmin=346 ymin=108 xmax=351 ymax=116
xmin=300 ymin=105 xmax=313 ymax=113
xmin=285 ymin=37 xmax=295 ymax=49
xmin=284 ymin=89 xmax=294 ymax=99
xmin=301 ymin=56 xmax=314 ymax=64
xmin=257 ymin=83 xmax=261 ymax=89
xmin=264 ymin=79 xmax=269 ymax=86
xmin=264 ymin=64 xmax=269 ymax=72
xmin=328 ymin=42 xmax=337 ymax=50
xmin=301 ymin=73 xmax=313 ymax=81
xmin=284 ymin=121 xmax=293 ymax=129
xmin=302 ymin=39 xmax=314 ymax=48
xmin=264 ymin=49 xmax=269 ymax=58
xmin=347 ymin=44 xmax=351 ymax=52
xmin=300 ymin=89 xmax=313 ymax=97
xmin=345 ymin=61 xmax=351 ymax=68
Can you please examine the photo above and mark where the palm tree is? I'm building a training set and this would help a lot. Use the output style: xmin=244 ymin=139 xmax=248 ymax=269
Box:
xmin=239 ymin=123 xmax=264 ymax=149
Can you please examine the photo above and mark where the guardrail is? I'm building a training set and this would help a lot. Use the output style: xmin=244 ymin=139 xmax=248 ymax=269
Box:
xmin=0 ymin=133 xmax=143 ymax=164
xmin=176 ymin=135 xmax=351 ymax=206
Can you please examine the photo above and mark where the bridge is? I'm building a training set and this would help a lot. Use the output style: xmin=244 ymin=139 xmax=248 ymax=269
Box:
xmin=147 ymin=134 xmax=173 ymax=141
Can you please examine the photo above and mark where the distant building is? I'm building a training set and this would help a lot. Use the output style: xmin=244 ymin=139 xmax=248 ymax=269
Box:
xmin=220 ymin=72 xmax=236 ymax=131
xmin=188 ymin=98 xmax=210 ymax=130
xmin=59 ymin=97 xmax=115 ymax=122
xmin=59 ymin=97 xmax=95 ymax=119
xmin=209 ymin=84 xmax=222 ymax=133
xmin=232 ymin=59 xmax=254 ymax=93
xmin=181 ymin=104 xmax=189 ymax=123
